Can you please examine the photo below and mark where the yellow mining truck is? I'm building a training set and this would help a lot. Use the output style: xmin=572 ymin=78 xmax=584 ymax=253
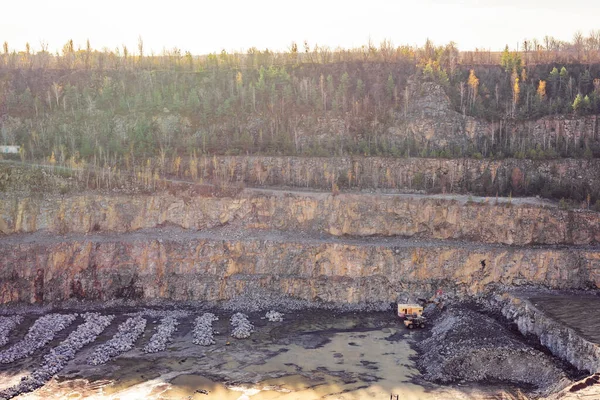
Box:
xmin=397 ymin=303 xmax=426 ymax=329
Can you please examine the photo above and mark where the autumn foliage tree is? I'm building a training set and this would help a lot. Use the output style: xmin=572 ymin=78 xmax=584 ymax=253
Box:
xmin=467 ymin=69 xmax=479 ymax=111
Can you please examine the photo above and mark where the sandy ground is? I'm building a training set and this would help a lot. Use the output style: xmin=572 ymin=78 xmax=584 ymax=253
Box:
xmin=0 ymin=310 xmax=529 ymax=400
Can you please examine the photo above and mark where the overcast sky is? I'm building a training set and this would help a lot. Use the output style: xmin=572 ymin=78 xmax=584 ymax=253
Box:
xmin=3 ymin=0 xmax=599 ymax=55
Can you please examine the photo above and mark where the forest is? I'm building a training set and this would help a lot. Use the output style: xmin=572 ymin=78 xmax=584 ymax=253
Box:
xmin=1 ymin=33 xmax=600 ymax=173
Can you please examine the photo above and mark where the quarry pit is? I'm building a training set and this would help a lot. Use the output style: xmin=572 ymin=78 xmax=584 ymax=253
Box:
xmin=0 ymin=162 xmax=599 ymax=399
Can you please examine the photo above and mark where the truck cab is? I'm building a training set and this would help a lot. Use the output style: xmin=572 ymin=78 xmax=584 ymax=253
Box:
xmin=397 ymin=303 xmax=423 ymax=319
xmin=397 ymin=303 xmax=426 ymax=329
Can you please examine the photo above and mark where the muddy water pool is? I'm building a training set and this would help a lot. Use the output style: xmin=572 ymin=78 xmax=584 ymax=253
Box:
xmin=0 ymin=310 xmax=524 ymax=399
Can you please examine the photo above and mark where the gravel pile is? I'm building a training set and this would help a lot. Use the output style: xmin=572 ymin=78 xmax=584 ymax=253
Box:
xmin=230 ymin=313 xmax=254 ymax=339
xmin=0 ymin=313 xmax=114 ymax=399
xmin=0 ymin=314 xmax=76 ymax=364
xmin=143 ymin=316 xmax=179 ymax=353
xmin=126 ymin=308 xmax=189 ymax=319
xmin=265 ymin=310 xmax=284 ymax=322
xmin=223 ymin=290 xmax=311 ymax=312
xmin=87 ymin=316 xmax=146 ymax=365
xmin=222 ymin=287 xmax=391 ymax=313
xmin=192 ymin=313 xmax=218 ymax=346
xmin=0 ymin=316 xmax=24 ymax=347
xmin=417 ymin=308 xmax=565 ymax=389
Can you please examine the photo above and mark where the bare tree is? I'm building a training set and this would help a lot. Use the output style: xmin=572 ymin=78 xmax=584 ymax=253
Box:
xmin=587 ymin=30 xmax=600 ymax=61
xmin=380 ymin=39 xmax=394 ymax=62
xmin=522 ymin=39 xmax=530 ymax=64
xmin=137 ymin=35 xmax=144 ymax=67
xmin=573 ymin=31 xmax=584 ymax=61
xmin=51 ymin=82 xmax=62 ymax=107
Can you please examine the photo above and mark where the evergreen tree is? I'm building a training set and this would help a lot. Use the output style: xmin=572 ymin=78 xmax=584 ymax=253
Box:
xmin=579 ymin=70 xmax=592 ymax=94
xmin=559 ymin=67 xmax=568 ymax=97
xmin=548 ymin=67 xmax=559 ymax=98
xmin=583 ymin=95 xmax=591 ymax=113
xmin=500 ymin=45 xmax=512 ymax=72
xmin=386 ymin=73 xmax=395 ymax=100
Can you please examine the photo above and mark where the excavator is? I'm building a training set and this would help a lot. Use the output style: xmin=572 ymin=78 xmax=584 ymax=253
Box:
xmin=397 ymin=303 xmax=426 ymax=329
xmin=396 ymin=289 xmax=447 ymax=329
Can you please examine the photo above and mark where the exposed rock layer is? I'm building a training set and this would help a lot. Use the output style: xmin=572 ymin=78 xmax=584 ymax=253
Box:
xmin=0 ymin=229 xmax=598 ymax=304
xmin=500 ymin=294 xmax=600 ymax=374
xmin=185 ymin=155 xmax=600 ymax=194
xmin=1 ymin=191 xmax=599 ymax=246
xmin=402 ymin=82 xmax=600 ymax=148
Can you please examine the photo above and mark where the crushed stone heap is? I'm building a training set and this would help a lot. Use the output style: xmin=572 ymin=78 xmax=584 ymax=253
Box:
xmin=417 ymin=308 xmax=568 ymax=390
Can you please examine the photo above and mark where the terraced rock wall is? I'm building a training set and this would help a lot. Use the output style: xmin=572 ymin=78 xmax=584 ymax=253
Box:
xmin=2 ymin=164 xmax=600 ymax=306
xmin=0 ymin=229 xmax=598 ymax=304
xmin=1 ymin=191 xmax=599 ymax=245
xmin=190 ymin=156 xmax=600 ymax=195
xmin=500 ymin=294 xmax=600 ymax=373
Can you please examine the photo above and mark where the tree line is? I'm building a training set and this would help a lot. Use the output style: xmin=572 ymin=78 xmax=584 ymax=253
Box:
xmin=0 ymin=35 xmax=599 ymax=175
xmin=3 ymin=31 xmax=600 ymax=71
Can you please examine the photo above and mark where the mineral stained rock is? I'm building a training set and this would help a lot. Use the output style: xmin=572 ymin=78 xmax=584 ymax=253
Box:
xmin=2 ymin=190 xmax=600 ymax=246
xmin=0 ymin=229 xmax=598 ymax=305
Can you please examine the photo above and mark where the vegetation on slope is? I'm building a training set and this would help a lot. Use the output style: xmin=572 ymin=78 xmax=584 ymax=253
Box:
xmin=0 ymin=35 xmax=599 ymax=204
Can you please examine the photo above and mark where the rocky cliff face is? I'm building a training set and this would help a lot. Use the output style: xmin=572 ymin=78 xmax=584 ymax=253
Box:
xmin=1 ymin=190 xmax=599 ymax=245
xmin=1 ymin=188 xmax=600 ymax=305
xmin=3 ymin=155 xmax=600 ymax=201
xmin=397 ymin=82 xmax=599 ymax=148
xmin=1 ymin=162 xmax=599 ymax=307
xmin=499 ymin=294 xmax=600 ymax=373
xmin=182 ymin=155 xmax=600 ymax=197
xmin=0 ymin=228 xmax=598 ymax=305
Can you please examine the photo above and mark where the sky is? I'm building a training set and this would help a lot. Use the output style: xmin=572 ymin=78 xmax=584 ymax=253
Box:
xmin=3 ymin=0 xmax=599 ymax=55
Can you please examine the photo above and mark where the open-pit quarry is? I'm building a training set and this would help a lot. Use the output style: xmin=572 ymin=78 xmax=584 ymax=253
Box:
xmin=0 ymin=161 xmax=600 ymax=399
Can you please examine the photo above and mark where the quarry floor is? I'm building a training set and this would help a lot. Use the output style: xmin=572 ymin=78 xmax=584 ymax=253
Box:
xmin=0 ymin=309 xmax=538 ymax=400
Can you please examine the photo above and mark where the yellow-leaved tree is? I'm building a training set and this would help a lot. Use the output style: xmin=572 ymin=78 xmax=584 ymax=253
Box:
xmin=512 ymin=76 xmax=520 ymax=117
xmin=537 ymin=80 xmax=546 ymax=99
xmin=467 ymin=69 xmax=479 ymax=110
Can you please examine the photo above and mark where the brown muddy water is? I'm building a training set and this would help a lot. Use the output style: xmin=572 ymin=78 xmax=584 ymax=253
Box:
xmin=0 ymin=310 xmax=527 ymax=399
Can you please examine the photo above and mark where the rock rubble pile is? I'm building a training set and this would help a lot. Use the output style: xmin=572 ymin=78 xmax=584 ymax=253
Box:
xmin=0 ymin=313 xmax=114 ymax=399
xmin=222 ymin=288 xmax=391 ymax=313
xmin=0 ymin=314 xmax=76 ymax=364
xmin=265 ymin=310 xmax=284 ymax=322
xmin=0 ymin=315 xmax=24 ymax=347
xmin=88 ymin=316 xmax=146 ymax=365
xmin=126 ymin=308 xmax=189 ymax=319
xmin=417 ymin=308 xmax=565 ymax=389
xmin=192 ymin=313 xmax=218 ymax=346
xmin=143 ymin=316 xmax=179 ymax=353
xmin=230 ymin=313 xmax=253 ymax=339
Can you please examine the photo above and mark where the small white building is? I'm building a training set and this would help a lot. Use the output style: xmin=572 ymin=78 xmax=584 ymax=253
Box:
xmin=0 ymin=146 xmax=20 ymax=154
